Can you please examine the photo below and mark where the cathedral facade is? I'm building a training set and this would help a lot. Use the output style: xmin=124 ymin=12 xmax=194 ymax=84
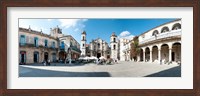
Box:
xmin=81 ymin=31 xmax=119 ymax=60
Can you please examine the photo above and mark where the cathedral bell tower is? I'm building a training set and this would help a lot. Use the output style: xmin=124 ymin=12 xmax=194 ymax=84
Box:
xmin=110 ymin=32 xmax=118 ymax=60
xmin=81 ymin=31 xmax=86 ymax=56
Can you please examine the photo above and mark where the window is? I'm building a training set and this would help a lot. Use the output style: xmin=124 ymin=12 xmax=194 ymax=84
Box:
xmin=113 ymin=45 xmax=116 ymax=50
xmin=83 ymin=44 xmax=85 ymax=47
xmin=98 ymin=43 xmax=100 ymax=48
xmin=61 ymin=41 xmax=65 ymax=49
xmin=52 ymin=41 xmax=55 ymax=48
xmin=34 ymin=37 xmax=38 ymax=47
xmin=113 ymin=38 xmax=116 ymax=42
xmin=161 ymin=27 xmax=169 ymax=33
xmin=83 ymin=36 xmax=85 ymax=40
xmin=172 ymin=23 xmax=181 ymax=30
xmin=152 ymin=30 xmax=159 ymax=36
xmin=45 ymin=39 xmax=48 ymax=47
xmin=20 ymin=35 xmax=26 ymax=45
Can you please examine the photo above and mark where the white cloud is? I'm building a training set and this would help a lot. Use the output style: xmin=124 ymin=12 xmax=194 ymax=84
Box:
xmin=118 ymin=31 xmax=134 ymax=40
xmin=119 ymin=31 xmax=131 ymax=37
xmin=58 ymin=19 xmax=87 ymax=29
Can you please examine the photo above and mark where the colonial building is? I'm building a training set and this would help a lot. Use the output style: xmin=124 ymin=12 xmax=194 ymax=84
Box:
xmin=19 ymin=26 xmax=81 ymax=64
xmin=120 ymin=38 xmax=132 ymax=61
xmin=137 ymin=19 xmax=181 ymax=64
xmin=19 ymin=27 xmax=59 ymax=64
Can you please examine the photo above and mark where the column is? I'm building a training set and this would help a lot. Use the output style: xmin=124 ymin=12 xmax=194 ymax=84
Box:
xmin=143 ymin=51 xmax=145 ymax=62
xmin=150 ymin=50 xmax=152 ymax=62
xmin=158 ymin=49 xmax=161 ymax=63
xmin=169 ymin=48 xmax=172 ymax=62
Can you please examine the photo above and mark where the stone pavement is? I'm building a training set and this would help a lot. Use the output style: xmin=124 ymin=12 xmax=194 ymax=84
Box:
xmin=19 ymin=61 xmax=181 ymax=77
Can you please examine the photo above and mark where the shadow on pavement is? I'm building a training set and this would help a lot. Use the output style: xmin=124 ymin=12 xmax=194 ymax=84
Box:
xmin=145 ymin=66 xmax=181 ymax=77
xmin=19 ymin=66 xmax=111 ymax=77
xmin=24 ymin=63 xmax=86 ymax=67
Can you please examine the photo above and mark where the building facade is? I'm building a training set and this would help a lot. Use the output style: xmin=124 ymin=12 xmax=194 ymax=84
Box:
xmin=80 ymin=19 xmax=181 ymax=64
xmin=19 ymin=27 xmax=59 ymax=64
xmin=137 ymin=19 xmax=181 ymax=64
xmin=120 ymin=38 xmax=132 ymax=61
xmin=81 ymin=31 xmax=111 ymax=59
xmin=19 ymin=26 xmax=81 ymax=64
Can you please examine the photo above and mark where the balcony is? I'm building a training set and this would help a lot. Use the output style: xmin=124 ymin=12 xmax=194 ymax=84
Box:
xmin=19 ymin=43 xmax=58 ymax=50
xmin=139 ymin=29 xmax=181 ymax=45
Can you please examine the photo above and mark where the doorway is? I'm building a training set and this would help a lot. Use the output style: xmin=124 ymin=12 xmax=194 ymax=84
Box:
xmin=44 ymin=52 xmax=48 ymax=61
xmin=34 ymin=52 xmax=39 ymax=63
xmin=172 ymin=52 xmax=175 ymax=61
xmin=20 ymin=51 xmax=26 ymax=64
xmin=97 ymin=53 xmax=101 ymax=58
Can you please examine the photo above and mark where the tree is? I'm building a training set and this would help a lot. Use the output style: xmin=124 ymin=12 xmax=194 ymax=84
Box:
xmin=130 ymin=36 xmax=140 ymax=61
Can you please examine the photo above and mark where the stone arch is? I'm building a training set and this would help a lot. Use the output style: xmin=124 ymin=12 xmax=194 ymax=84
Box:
xmin=20 ymin=51 xmax=26 ymax=64
xmin=140 ymin=48 xmax=144 ymax=61
xmin=161 ymin=44 xmax=169 ymax=63
xmin=172 ymin=23 xmax=181 ymax=30
xmin=152 ymin=45 xmax=158 ymax=62
xmin=152 ymin=30 xmax=159 ymax=36
xmin=172 ymin=42 xmax=181 ymax=62
xmin=145 ymin=47 xmax=150 ymax=62
xmin=161 ymin=26 xmax=169 ymax=33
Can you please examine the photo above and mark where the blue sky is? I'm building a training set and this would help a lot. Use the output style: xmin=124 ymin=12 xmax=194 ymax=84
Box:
xmin=19 ymin=19 xmax=176 ymax=44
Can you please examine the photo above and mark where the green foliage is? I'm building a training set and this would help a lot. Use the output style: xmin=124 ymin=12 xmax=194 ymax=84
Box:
xmin=130 ymin=36 xmax=139 ymax=61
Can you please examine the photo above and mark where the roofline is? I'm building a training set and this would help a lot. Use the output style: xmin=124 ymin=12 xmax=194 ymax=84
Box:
xmin=19 ymin=27 xmax=58 ymax=40
xmin=59 ymin=35 xmax=80 ymax=45
xmin=138 ymin=19 xmax=181 ymax=36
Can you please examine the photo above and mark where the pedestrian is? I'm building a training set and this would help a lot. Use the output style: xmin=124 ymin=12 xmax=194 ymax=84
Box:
xmin=43 ymin=60 xmax=46 ymax=66
xmin=48 ymin=59 xmax=50 ymax=66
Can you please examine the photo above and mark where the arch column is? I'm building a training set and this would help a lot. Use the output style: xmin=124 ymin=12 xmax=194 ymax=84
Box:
xmin=158 ymin=45 xmax=161 ymax=63
xmin=168 ymin=43 xmax=172 ymax=63
xmin=143 ymin=48 xmax=145 ymax=62
xmin=150 ymin=50 xmax=152 ymax=62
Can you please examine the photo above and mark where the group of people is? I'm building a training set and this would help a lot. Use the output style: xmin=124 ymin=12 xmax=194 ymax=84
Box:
xmin=96 ymin=58 xmax=118 ymax=65
xmin=43 ymin=59 xmax=51 ymax=66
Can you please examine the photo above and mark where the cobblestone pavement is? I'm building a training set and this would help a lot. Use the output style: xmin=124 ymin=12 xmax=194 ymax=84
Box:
xmin=19 ymin=61 xmax=181 ymax=77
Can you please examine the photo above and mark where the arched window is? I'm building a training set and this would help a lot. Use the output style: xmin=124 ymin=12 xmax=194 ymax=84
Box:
xmin=172 ymin=23 xmax=181 ymax=30
xmin=152 ymin=30 xmax=159 ymax=36
xmin=20 ymin=35 xmax=26 ymax=45
xmin=83 ymin=44 xmax=85 ymax=47
xmin=98 ymin=43 xmax=100 ymax=48
xmin=34 ymin=37 xmax=38 ymax=47
xmin=113 ymin=38 xmax=116 ymax=42
xmin=161 ymin=27 xmax=169 ymax=33
xmin=113 ymin=45 xmax=116 ymax=50
xmin=83 ymin=36 xmax=85 ymax=40
xmin=45 ymin=39 xmax=48 ymax=47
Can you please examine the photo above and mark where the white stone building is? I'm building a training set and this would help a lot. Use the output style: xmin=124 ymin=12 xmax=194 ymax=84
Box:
xmin=81 ymin=31 xmax=111 ymax=59
xmin=119 ymin=38 xmax=132 ymax=61
xmin=137 ymin=19 xmax=181 ymax=64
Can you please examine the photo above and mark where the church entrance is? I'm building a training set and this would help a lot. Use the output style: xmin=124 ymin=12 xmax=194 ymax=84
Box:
xmin=97 ymin=53 xmax=101 ymax=58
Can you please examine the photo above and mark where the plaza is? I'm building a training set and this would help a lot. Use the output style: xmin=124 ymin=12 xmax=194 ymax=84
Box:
xmin=19 ymin=61 xmax=181 ymax=77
